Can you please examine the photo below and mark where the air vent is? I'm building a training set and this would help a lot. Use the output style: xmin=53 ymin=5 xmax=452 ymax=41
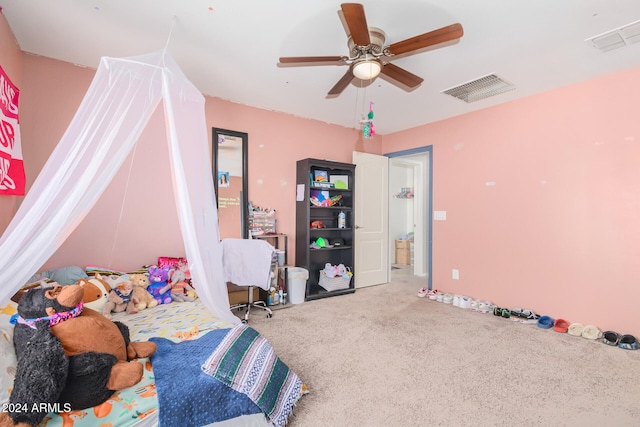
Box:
xmin=441 ymin=73 xmax=515 ymax=103
xmin=586 ymin=19 xmax=640 ymax=52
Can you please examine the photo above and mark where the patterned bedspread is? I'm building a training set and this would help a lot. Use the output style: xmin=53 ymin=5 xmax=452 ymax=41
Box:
xmin=37 ymin=301 xmax=235 ymax=427
xmin=201 ymin=324 xmax=303 ymax=427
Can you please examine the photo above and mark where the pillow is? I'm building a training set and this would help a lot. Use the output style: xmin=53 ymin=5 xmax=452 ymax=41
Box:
xmin=28 ymin=265 xmax=88 ymax=286
xmin=157 ymin=256 xmax=188 ymax=270
xmin=0 ymin=300 xmax=18 ymax=407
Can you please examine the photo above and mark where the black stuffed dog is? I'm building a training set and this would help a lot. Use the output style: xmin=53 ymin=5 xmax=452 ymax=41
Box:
xmin=0 ymin=284 xmax=156 ymax=427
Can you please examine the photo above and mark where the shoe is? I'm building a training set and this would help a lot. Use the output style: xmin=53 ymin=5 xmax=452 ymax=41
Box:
xmin=459 ymin=296 xmax=471 ymax=309
xmin=519 ymin=310 xmax=540 ymax=324
xmin=417 ymin=287 xmax=429 ymax=298
xmin=602 ymin=331 xmax=620 ymax=346
xmin=581 ymin=325 xmax=601 ymax=340
xmin=567 ymin=323 xmax=584 ymax=336
xmin=619 ymin=335 xmax=638 ymax=350
xmin=452 ymin=295 xmax=461 ymax=307
xmin=443 ymin=293 xmax=453 ymax=304
xmin=511 ymin=308 xmax=524 ymax=318
xmin=470 ymin=299 xmax=480 ymax=311
xmin=537 ymin=316 xmax=555 ymax=329
xmin=553 ymin=318 xmax=569 ymax=333
xmin=427 ymin=290 xmax=438 ymax=300
xmin=478 ymin=301 xmax=493 ymax=314
xmin=436 ymin=293 xmax=444 ymax=303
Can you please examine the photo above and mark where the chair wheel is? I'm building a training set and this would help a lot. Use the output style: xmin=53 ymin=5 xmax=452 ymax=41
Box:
xmin=241 ymin=319 xmax=248 ymax=324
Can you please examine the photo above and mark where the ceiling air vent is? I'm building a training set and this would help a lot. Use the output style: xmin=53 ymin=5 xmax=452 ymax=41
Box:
xmin=585 ymin=19 xmax=640 ymax=52
xmin=441 ymin=73 xmax=515 ymax=103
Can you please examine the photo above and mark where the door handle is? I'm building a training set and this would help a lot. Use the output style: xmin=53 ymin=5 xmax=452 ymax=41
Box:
xmin=355 ymin=225 xmax=362 ymax=229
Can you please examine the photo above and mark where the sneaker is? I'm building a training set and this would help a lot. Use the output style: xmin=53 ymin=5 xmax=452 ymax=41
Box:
xmin=459 ymin=296 xmax=471 ymax=309
xmin=452 ymin=295 xmax=461 ymax=307
xmin=443 ymin=293 xmax=453 ymax=304
xmin=427 ymin=289 xmax=438 ymax=300
xmin=436 ymin=293 xmax=444 ymax=303
xmin=417 ymin=287 xmax=429 ymax=298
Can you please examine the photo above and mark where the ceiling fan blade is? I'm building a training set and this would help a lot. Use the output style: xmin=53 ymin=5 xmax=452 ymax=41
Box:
xmin=341 ymin=3 xmax=371 ymax=46
xmin=337 ymin=9 xmax=351 ymax=38
xmin=386 ymin=23 xmax=464 ymax=56
xmin=328 ymin=70 xmax=355 ymax=96
xmin=279 ymin=56 xmax=346 ymax=64
xmin=380 ymin=63 xmax=424 ymax=89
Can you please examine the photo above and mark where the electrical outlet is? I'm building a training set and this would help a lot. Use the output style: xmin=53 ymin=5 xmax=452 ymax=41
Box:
xmin=452 ymin=269 xmax=459 ymax=280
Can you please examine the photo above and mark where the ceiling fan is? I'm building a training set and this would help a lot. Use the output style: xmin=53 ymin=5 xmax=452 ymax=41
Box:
xmin=278 ymin=3 xmax=464 ymax=96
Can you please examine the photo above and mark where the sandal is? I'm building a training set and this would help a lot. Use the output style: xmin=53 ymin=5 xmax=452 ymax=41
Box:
xmin=581 ymin=325 xmax=602 ymax=340
xmin=553 ymin=318 xmax=569 ymax=333
xmin=537 ymin=315 xmax=555 ymax=329
xmin=602 ymin=331 xmax=621 ymax=346
xmin=567 ymin=323 xmax=584 ymax=336
xmin=618 ymin=335 xmax=638 ymax=350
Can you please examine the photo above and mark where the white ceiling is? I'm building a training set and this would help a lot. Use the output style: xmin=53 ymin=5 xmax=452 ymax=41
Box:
xmin=2 ymin=0 xmax=640 ymax=135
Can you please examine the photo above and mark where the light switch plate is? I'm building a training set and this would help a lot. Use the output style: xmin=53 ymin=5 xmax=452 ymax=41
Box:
xmin=434 ymin=211 xmax=447 ymax=220
xmin=452 ymin=269 xmax=459 ymax=280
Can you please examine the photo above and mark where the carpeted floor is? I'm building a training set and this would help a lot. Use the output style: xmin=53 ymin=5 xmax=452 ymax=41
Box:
xmin=244 ymin=274 xmax=640 ymax=427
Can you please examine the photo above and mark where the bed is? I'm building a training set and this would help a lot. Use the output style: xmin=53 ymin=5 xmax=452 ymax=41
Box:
xmin=1 ymin=293 xmax=304 ymax=427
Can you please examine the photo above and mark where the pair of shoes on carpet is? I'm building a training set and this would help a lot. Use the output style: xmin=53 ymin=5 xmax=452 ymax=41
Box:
xmin=417 ymin=288 xmax=438 ymax=299
xmin=553 ymin=318 xmax=570 ymax=333
xmin=493 ymin=307 xmax=511 ymax=319
xmin=509 ymin=308 xmax=540 ymax=324
xmin=567 ymin=323 xmax=601 ymax=340
xmin=603 ymin=331 xmax=639 ymax=350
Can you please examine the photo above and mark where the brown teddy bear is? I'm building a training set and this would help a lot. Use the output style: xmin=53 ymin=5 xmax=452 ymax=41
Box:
xmin=102 ymin=281 xmax=138 ymax=319
xmin=129 ymin=273 xmax=158 ymax=311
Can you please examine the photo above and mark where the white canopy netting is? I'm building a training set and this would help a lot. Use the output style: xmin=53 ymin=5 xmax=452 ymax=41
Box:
xmin=0 ymin=50 xmax=238 ymax=324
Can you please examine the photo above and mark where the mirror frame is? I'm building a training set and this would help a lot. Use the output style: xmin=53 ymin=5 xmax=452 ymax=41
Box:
xmin=212 ymin=127 xmax=249 ymax=239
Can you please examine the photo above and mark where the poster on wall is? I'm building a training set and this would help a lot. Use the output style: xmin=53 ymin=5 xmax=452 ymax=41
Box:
xmin=0 ymin=65 xmax=25 ymax=195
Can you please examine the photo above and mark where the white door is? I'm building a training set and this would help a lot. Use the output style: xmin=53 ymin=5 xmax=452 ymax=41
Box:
xmin=353 ymin=151 xmax=389 ymax=287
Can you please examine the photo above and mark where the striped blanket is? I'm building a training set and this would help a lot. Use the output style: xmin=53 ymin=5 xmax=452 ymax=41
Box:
xmin=201 ymin=324 xmax=303 ymax=427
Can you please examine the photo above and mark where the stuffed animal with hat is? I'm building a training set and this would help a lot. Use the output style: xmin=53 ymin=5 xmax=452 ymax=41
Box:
xmin=0 ymin=284 xmax=156 ymax=427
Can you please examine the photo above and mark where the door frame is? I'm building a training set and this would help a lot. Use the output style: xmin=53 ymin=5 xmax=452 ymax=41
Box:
xmin=385 ymin=145 xmax=433 ymax=290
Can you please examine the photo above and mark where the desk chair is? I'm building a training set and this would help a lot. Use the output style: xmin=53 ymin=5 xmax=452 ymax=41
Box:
xmin=222 ymin=238 xmax=275 ymax=322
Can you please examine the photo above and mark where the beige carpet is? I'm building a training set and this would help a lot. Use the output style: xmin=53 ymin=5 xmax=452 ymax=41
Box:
xmin=244 ymin=275 xmax=640 ymax=427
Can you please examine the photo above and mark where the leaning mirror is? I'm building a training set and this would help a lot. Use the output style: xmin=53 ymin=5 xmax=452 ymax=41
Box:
xmin=212 ymin=128 xmax=249 ymax=239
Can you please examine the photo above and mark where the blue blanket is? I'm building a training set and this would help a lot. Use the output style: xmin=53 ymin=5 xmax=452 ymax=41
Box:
xmin=149 ymin=330 xmax=262 ymax=427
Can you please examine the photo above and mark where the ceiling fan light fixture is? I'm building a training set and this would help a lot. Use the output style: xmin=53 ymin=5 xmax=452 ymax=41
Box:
xmin=352 ymin=57 xmax=382 ymax=80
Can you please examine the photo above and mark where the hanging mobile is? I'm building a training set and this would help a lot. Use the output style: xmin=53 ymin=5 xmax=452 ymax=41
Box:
xmin=362 ymin=101 xmax=375 ymax=140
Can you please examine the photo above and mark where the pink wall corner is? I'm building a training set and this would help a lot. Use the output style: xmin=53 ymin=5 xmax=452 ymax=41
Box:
xmin=383 ymin=66 xmax=640 ymax=336
xmin=0 ymin=11 xmax=23 ymax=233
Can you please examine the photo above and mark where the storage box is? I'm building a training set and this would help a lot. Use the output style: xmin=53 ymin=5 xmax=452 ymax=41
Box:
xmin=395 ymin=240 xmax=411 ymax=265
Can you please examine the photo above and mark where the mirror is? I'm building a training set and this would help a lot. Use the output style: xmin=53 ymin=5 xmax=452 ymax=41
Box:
xmin=213 ymin=128 xmax=249 ymax=239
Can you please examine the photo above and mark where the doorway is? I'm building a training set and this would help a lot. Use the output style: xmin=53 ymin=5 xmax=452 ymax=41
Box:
xmin=386 ymin=147 xmax=432 ymax=288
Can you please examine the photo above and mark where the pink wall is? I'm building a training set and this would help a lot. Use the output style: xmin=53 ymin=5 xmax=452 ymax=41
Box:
xmin=17 ymin=54 xmax=382 ymax=273
xmin=383 ymin=67 xmax=640 ymax=336
xmin=0 ymin=11 xmax=23 ymax=231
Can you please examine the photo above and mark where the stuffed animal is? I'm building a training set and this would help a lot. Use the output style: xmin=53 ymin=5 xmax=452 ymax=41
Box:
xmin=77 ymin=276 xmax=112 ymax=313
xmin=147 ymin=265 xmax=172 ymax=305
xmin=169 ymin=262 xmax=196 ymax=302
xmin=102 ymin=281 xmax=138 ymax=319
xmin=129 ymin=273 xmax=158 ymax=311
xmin=0 ymin=285 xmax=156 ymax=427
